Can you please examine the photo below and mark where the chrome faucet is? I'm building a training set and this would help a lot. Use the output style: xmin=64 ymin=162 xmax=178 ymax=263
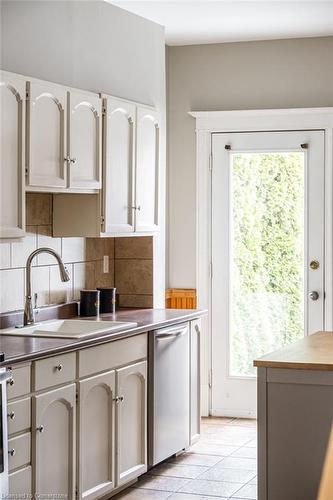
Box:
xmin=24 ymin=247 xmax=70 ymax=326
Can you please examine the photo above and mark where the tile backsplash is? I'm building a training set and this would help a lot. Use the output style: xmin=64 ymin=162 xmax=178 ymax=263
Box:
xmin=0 ymin=193 xmax=153 ymax=314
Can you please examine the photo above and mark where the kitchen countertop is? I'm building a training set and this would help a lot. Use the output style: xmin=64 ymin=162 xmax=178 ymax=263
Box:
xmin=0 ymin=308 xmax=206 ymax=366
xmin=254 ymin=331 xmax=333 ymax=371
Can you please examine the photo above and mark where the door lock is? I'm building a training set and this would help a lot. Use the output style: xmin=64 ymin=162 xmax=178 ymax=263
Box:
xmin=309 ymin=291 xmax=319 ymax=301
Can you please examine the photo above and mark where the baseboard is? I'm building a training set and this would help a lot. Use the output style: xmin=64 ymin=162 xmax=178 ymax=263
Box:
xmin=210 ymin=409 xmax=257 ymax=419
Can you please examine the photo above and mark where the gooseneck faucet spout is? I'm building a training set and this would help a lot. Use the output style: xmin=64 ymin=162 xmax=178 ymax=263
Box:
xmin=24 ymin=247 xmax=70 ymax=326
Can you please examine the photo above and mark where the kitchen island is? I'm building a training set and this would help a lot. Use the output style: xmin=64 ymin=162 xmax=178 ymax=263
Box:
xmin=254 ymin=331 xmax=333 ymax=500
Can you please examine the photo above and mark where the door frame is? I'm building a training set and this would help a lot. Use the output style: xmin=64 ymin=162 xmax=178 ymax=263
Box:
xmin=189 ymin=107 xmax=333 ymax=416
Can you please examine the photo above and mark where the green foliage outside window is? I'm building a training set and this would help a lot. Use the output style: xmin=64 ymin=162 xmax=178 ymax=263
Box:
xmin=230 ymin=153 xmax=304 ymax=376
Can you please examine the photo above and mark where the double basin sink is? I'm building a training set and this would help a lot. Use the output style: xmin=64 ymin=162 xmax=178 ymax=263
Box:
xmin=0 ymin=319 xmax=138 ymax=339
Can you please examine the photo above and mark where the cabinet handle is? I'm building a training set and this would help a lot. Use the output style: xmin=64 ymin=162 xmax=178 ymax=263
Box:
xmin=8 ymin=411 xmax=15 ymax=420
xmin=8 ymin=449 xmax=16 ymax=457
xmin=195 ymin=325 xmax=200 ymax=334
xmin=36 ymin=425 xmax=44 ymax=433
xmin=55 ymin=364 xmax=63 ymax=372
xmin=7 ymin=377 xmax=14 ymax=386
xmin=70 ymin=157 xmax=77 ymax=165
xmin=131 ymin=206 xmax=141 ymax=211
xmin=118 ymin=395 xmax=124 ymax=403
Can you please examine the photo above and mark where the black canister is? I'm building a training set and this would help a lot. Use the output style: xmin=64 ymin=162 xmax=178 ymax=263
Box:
xmin=80 ymin=289 xmax=100 ymax=316
xmin=97 ymin=287 xmax=117 ymax=314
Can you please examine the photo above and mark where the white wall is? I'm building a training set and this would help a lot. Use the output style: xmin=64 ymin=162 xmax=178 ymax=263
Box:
xmin=167 ymin=36 xmax=333 ymax=288
xmin=0 ymin=0 xmax=166 ymax=307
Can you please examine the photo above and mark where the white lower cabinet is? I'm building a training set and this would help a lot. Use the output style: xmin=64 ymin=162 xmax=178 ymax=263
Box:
xmin=9 ymin=466 xmax=32 ymax=495
xmin=78 ymin=370 xmax=116 ymax=500
xmin=116 ymin=361 xmax=147 ymax=486
xmin=33 ymin=384 xmax=76 ymax=499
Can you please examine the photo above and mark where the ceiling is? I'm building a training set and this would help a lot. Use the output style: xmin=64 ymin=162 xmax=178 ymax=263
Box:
xmin=109 ymin=1 xmax=333 ymax=46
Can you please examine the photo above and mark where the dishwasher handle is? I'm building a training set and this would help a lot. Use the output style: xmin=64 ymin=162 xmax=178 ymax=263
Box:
xmin=155 ymin=326 xmax=188 ymax=340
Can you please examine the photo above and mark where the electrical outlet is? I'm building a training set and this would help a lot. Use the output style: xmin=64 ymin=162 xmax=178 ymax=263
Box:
xmin=103 ymin=255 xmax=109 ymax=274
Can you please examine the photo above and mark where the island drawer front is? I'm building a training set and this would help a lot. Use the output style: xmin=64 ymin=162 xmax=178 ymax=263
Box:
xmin=8 ymin=432 xmax=31 ymax=472
xmin=9 ymin=466 xmax=32 ymax=494
xmin=7 ymin=397 xmax=31 ymax=436
xmin=79 ymin=333 xmax=147 ymax=377
xmin=34 ymin=352 xmax=76 ymax=391
xmin=7 ymin=365 xmax=31 ymax=400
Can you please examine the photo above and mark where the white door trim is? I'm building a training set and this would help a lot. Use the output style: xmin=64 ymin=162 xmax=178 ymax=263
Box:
xmin=189 ymin=107 xmax=333 ymax=416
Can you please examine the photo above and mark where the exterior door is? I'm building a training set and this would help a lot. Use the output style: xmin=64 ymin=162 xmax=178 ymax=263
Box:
xmin=0 ymin=71 xmax=25 ymax=237
xmin=135 ymin=106 xmax=160 ymax=232
xmin=78 ymin=370 xmax=116 ymax=500
xmin=33 ymin=384 xmax=76 ymax=499
xmin=68 ymin=90 xmax=101 ymax=190
xmin=26 ymin=80 xmax=67 ymax=189
xmin=103 ymin=97 xmax=136 ymax=233
xmin=116 ymin=361 xmax=147 ymax=486
xmin=211 ymin=131 xmax=325 ymax=417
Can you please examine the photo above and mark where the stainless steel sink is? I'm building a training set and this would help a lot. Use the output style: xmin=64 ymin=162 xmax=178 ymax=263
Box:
xmin=0 ymin=319 xmax=138 ymax=339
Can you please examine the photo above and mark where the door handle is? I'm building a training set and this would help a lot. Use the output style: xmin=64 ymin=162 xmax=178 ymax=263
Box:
xmin=309 ymin=291 xmax=319 ymax=301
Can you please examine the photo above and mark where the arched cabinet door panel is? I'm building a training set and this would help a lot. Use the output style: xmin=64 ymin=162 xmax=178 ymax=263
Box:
xmin=78 ymin=370 xmax=116 ymax=500
xmin=103 ymin=97 xmax=136 ymax=234
xmin=0 ymin=71 xmax=25 ymax=237
xmin=33 ymin=384 xmax=76 ymax=499
xmin=135 ymin=107 xmax=160 ymax=233
xmin=116 ymin=361 xmax=147 ymax=486
xmin=26 ymin=80 xmax=67 ymax=189
xmin=68 ymin=90 xmax=101 ymax=190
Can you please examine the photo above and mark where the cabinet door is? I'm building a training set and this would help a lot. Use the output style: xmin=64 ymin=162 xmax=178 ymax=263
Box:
xmin=135 ymin=106 xmax=160 ymax=232
xmin=116 ymin=361 xmax=147 ymax=486
xmin=26 ymin=80 xmax=67 ymax=189
xmin=68 ymin=90 xmax=101 ymax=190
xmin=103 ymin=97 xmax=136 ymax=233
xmin=0 ymin=72 xmax=25 ymax=237
xmin=78 ymin=370 xmax=116 ymax=500
xmin=33 ymin=384 xmax=76 ymax=499
xmin=190 ymin=319 xmax=201 ymax=445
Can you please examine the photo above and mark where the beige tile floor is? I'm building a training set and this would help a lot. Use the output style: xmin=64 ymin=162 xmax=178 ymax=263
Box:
xmin=115 ymin=417 xmax=258 ymax=500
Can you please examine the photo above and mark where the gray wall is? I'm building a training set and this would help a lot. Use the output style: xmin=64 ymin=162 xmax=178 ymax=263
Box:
xmin=0 ymin=0 xmax=167 ymax=306
xmin=167 ymin=37 xmax=333 ymax=288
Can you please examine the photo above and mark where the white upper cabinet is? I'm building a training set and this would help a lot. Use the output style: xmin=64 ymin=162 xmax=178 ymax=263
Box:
xmin=68 ymin=90 xmax=101 ymax=190
xmin=135 ymin=106 xmax=160 ymax=233
xmin=26 ymin=78 xmax=101 ymax=193
xmin=103 ymin=97 xmax=136 ymax=233
xmin=0 ymin=71 xmax=25 ymax=237
xmin=26 ymin=80 xmax=67 ymax=189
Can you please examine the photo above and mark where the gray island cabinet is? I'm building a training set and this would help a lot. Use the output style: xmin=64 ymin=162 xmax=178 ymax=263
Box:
xmin=255 ymin=331 xmax=333 ymax=500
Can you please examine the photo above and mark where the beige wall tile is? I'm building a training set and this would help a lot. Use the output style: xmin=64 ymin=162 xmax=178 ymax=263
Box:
xmin=62 ymin=237 xmax=86 ymax=263
xmin=0 ymin=241 xmax=11 ymax=269
xmin=118 ymin=294 xmax=153 ymax=309
xmin=0 ymin=268 xmax=24 ymax=313
xmin=31 ymin=266 xmax=50 ymax=307
xmin=36 ymin=225 xmax=62 ymax=265
xmin=94 ymin=259 xmax=115 ymax=288
xmin=86 ymin=238 xmax=114 ymax=261
xmin=115 ymin=236 xmax=153 ymax=259
xmin=11 ymin=226 xmax=37 ymax=268
xmin=26 ymin=193 xmax=52 ymax=226
xmin=73 ymin=262 xmax=96 ymax=300
xmin=115 ymin=259 xmax=153 ymax=294
xmin=50 ymin=263 xmax=73 ymax=304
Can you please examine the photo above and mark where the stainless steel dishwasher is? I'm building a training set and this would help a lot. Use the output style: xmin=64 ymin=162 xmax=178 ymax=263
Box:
xmin=148 ymin=322 xmax=190 ymax=466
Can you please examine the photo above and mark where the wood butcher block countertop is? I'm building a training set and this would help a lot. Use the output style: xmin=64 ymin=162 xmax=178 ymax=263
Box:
xmin=254 ymin=331 xmax=333 ymax=371
xmin=0 ymin=308 xmax=206 ymax=366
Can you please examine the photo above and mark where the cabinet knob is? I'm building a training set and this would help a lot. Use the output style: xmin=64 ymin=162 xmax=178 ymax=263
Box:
xmin=8 ymin=449 xmax=16 ymax=457
xmin=55 ymin=363 xmax=63 ymax=372
xmin=8 ymin=411 xmax=15 ymax=420
xmin=36 ymin=425 xmax=44 ymax=433
xmin=7 ymin=377 xmax=14 ymax=386
xmin=118 ymin=395 xmax=124 ymax=403
xmin=70 ymin=157 xmax=77 ymax=165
